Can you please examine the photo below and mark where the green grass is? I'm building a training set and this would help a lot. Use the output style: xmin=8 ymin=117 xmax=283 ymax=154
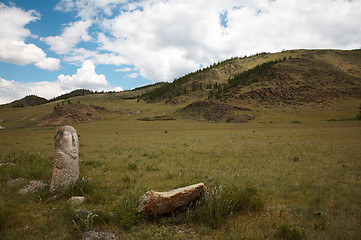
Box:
xmin=0 ymin=95 xmax=361 ymax=239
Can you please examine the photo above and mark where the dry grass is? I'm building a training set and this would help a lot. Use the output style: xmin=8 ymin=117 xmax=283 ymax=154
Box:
xmin=0 ymin=88 xmax=361 ymax=239
xmin=1 ymin=112 xmax=361 ymax=239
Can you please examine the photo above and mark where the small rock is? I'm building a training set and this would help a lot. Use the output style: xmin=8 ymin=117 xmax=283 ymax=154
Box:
xmin=19 ymin=180 xmax=46 ymax=195
xmin=7 ymin=178 xmax=26 ymax=185
xmin=81 ymin=231 xmax=118 ymax=240
xmin=138 ymin=183 xmax=204 ymax=217
xmin=68 ymin=196 xmax=85 ymax=205
xmin=313 ymin=211 xmax=323 ymax=216
xmin=0 ymin=162 xmax=15 ymax=167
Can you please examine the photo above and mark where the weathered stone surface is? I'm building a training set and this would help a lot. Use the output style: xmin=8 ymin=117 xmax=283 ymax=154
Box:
xmin=68 ymin=196 xmax=85 ymax=205
xmin=50 ymin=125 xmax=79 ymax=192
xmin=137 ymin=183 xmax=205 ymax=216
xmin=19 ymin=180 xmax=46 ymax=194
xmin=81 ymin=231 xmax=118 ymax=240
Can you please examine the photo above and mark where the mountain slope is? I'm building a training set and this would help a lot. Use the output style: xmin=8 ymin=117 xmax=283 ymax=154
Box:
xmin=141 ymin=49 xmax=361 ymax=107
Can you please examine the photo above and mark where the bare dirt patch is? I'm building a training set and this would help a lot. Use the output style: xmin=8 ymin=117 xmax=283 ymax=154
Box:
xmin=37 ymin=104 xmax=116 ymax=126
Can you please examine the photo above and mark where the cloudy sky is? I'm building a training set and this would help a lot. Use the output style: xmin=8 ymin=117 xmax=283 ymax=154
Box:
xmin=0 ymin=0 xmax=360 ymax=104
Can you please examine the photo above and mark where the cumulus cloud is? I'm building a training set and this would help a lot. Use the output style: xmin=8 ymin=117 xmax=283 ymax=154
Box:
xmin=0 ymin=3 xmax=60 ymax=69
xmin=94 ymin=0 xmax=361 ymax=82
xmin=57 ymin=60 xmax=109 ymax=89
xmin=43 ymin=20 xmax=92 ymax=54
xmin=0 ymin=76 xmax=62 ymax=104
xmin=0 ymin=61 xmax=122 ymax=104
xmin=43 ymin=0 xmax=361 ymax=84
xmin=34 ymin=57 xmax=60 ymax=71
xmin=0 ymin=40 xmax=46 ymax=65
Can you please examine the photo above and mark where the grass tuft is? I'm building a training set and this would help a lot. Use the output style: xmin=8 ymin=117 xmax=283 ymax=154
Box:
xmin=0 ymin=151 xmax=51 ymax=183
xmin=59 ymin=177 xmax=96 ymax=199
xmin=274 ymin=224 xmax=305 ymax=240
xmin=190 ymin=184 xmax=264 ymax=229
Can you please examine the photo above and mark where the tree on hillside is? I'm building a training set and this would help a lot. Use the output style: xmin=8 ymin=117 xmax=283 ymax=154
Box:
xmin=357 ymin=104 xmax=361 ymax=120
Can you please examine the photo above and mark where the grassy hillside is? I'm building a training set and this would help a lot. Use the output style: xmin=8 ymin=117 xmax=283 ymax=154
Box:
xmin=2 ymin=95 xmax=48 ymax=108
xmin=141 ymin=49 xmax=361 ymax=108
xmin=0 ymin=49 xmax=360 ymax=239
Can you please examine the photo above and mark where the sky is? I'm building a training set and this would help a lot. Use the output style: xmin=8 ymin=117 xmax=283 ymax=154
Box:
xmin=0 ymin=0 xmax=360 ymax=104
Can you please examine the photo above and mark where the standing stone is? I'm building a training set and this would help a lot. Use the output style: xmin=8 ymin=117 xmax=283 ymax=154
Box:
xmin=137 ymin=183 xmax=205 ymax=217
xmin=50 ymin=125 xmax=79 ymax=192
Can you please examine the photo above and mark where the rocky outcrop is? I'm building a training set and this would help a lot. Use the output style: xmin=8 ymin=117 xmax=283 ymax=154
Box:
xmin=138 ymin=183 xmax=205 ymax=217
xmin=50 ymin=126 xmax=79 ymax=192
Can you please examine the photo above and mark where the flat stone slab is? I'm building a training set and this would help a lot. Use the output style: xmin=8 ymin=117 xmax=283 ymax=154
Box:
xmin=138 ymin=183 xmax=204 ymax=217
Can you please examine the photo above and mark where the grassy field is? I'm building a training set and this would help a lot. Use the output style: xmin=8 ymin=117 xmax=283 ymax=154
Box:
xmin=0 ymin=96 xmax=361 ymax=239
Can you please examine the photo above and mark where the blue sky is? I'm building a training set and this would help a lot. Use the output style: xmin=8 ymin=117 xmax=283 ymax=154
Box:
xmin=0 ymin=0 xmax=360 ymax=104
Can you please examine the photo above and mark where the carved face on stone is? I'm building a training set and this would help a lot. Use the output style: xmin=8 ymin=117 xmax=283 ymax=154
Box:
xmin=54 ymin=126 xmax=78 ymax=158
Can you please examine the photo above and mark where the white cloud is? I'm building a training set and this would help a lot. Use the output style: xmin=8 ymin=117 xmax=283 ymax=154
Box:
xmin=94 ymin=0 xmax=361 ymax=83
xmin=115 ymin=67 xmax=132 ymax=72
xmin=127 ymin=73 xmax=138 ymax=78
xmin=30 ymin=0 xmax=361 ymax=84
xmin=57 ymin=60 xmax=109 ymax=89
xmin=0 ymin=3 xmax=39 ymax=41
xmin=0 ymin=61 xmax=122 ymax=104
xmin=43 ymin=20 xmax=92 ymax=54
xmin=0 ymin=3 xmax=61 ymax=69
xmin=0 ymin=76 xmax=62 ymax=104
xmin=55 ymin=0 xmax=129 ymax=20
xmin=0 ymin=40 xmax=46 ymax=65
xmin=34 ymin=57 xmax=60 ymax=71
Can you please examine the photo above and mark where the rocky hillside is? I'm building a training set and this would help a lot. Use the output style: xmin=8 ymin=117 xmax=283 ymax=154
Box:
xmin=139 ymin=49 xmax=361 ymax=122
xmin=142 ymin=50 xmax=361 ymax=107
xmin=217 ymin=50 xmax=361 ymax=107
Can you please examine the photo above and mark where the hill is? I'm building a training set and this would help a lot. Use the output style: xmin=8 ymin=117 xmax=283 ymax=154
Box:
xmin=0 ymin=49 xmax=360 ymax=126
xmin=0 ymin=50 xmax=361 ymax=240
xmin=6 ymin=95 xmax=48 ymax=108
xmin=142 ymin=49 xmax=361 ymax=106
xmin=139 ymin=49 xmax=361 ymax=122
xmin=49 ymin=89 xmax=94 ymax=102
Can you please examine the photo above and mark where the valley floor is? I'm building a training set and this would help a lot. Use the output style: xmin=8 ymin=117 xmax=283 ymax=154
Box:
xmin=1 ymin=118 xmax=361 ymax=239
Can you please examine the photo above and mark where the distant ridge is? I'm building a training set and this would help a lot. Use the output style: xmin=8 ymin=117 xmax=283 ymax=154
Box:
xmin=49 ymin=89 xmax=94 ymax=102
xmin=8 ymin=95 xmax=48 ymax=108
